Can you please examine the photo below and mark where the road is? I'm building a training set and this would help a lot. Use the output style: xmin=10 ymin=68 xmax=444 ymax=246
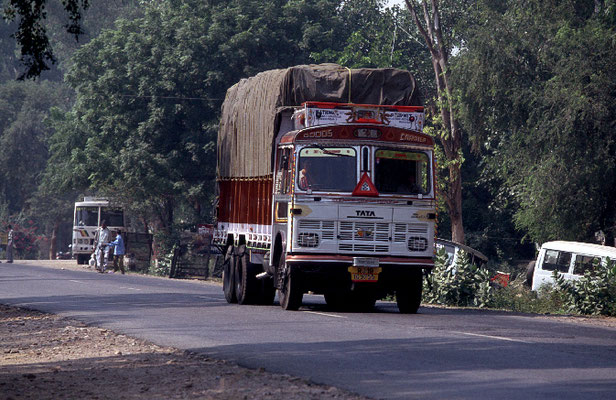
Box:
xmin=2 ymin=262 xmax=615 ymax=400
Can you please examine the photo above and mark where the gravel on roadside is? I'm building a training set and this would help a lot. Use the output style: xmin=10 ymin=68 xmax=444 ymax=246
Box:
xmin=0 ymin=304 xmax=370 ymax=400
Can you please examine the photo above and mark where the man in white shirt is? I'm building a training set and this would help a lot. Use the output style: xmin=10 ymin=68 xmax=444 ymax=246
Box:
xmin=94 ymin=220 xmax=110 ymax=272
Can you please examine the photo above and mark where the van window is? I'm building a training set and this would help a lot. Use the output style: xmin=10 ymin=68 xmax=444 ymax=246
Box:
xmin=573 ymin=255 xmax=601 ymax=275
xmin=541 ymin=249 xmax=571 ymax=273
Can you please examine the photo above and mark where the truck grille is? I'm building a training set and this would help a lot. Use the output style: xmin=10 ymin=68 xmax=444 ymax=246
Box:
xmin=298 ymin=220 xmax=335 ymax=240
xmin=338 ymin=221 xmax=390 ymax=253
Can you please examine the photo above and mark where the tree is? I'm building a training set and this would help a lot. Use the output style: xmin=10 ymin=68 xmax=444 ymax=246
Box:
xmin=404 ymin=0 xmax=474 ymax=244
xmin=2 ymin=0 xmax=90 ymax=79
xmin=0 ymin=80 xmax=73 ymax=214
xmin=45 ymin=0 xmax=345 ymax=239
xmin=454 ymin=0 xmax=616 ymax=244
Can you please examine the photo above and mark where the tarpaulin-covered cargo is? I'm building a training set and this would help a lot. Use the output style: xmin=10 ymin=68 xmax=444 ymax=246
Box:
xmin=217 ymin=63 xmax=421 ymax=179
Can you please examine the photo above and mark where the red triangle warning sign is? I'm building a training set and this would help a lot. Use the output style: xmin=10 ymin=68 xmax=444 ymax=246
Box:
xmin=352 ymin=172 xmax=379 ymax=197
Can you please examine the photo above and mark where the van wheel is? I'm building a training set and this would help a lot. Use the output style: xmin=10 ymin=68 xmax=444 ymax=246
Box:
xmin=396 ymin=271 xmax=423 ymax=314
xmin=278 ymin=254 xmax=303 ymax=310
xmin=525 ymin=261 xmax=535 ymax=287
xmin=222 ymin=246 xmax=237 ymax=303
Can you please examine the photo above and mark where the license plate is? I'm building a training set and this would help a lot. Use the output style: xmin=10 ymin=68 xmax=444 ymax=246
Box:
xmin=348 ymin=266 xmax=382 ymax=282
xmin=351 ymin=273 xmax=378 ymax=282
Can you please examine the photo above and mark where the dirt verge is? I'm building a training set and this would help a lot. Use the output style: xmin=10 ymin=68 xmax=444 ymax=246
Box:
xmin=0 ymin=304 xmax=368 ymax=400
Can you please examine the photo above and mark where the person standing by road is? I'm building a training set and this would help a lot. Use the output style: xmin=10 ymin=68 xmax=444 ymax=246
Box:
xmin=93 ymin=220 xmax=111 ymax=272
xmin=6 ymin=224 xmax=14 ymax=263
xmin=108 ymin=230 xmax=126 ymax=274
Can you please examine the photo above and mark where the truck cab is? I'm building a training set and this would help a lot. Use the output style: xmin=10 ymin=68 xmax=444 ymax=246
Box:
xmin=244 ymin=102 xmax=435 ymax=312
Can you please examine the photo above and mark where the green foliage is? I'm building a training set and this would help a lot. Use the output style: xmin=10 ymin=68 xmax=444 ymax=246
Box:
xmin=489 ymin=274 xmax=567 ymax=314
xmin=2 ymin=0 xmax=90 ymax=79
xmin=454 ymin=0 xmax=616 ymax=244
xmin=46 ymin=0 xmax=347 ymax=233
xmin=0 ymin=80 xmax=73 ymax=215
xmin=553 ymin=258 xmax=616 ymax=316
xmin=424 ymin=248 xmax=493 ymax=307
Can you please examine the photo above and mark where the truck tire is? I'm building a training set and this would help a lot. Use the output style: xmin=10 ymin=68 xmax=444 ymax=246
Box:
xmin=278 ymin=253 xmax=303 ymax=310
xmin=223 ymin=246 xmax=237 ymax=303
xmin=76 ymin=254 xmax=86 ymax=265
xmin=396 ymin=271 xmax=423 ymax=314
xmin=235 ymin=246 xmax=260 ymax=305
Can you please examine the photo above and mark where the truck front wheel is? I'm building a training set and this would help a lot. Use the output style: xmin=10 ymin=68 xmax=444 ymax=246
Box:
xmin=278 ymin=254 xmax=303 ymax=310
xmin=223 ymin=246 xmax=237 ymax=303
xmin=396 ymin=271 xmax=423 ymax=314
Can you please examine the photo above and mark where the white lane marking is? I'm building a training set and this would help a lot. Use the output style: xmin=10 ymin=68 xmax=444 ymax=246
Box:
xmin=118 ymin=286 xmax=142 ymax=291
xmin=453 ymin=331 xmax=532 ymax=344
xmin=69 ymin=280 xmax=85 ymax=284
xmin=303 ymin=311 xmax=348 ymax=319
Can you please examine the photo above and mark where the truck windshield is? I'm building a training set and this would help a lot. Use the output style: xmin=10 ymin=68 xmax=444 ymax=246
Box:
xmin=297 ymin=147 xmax=357 ymax=192
xmin=74 ymin=206 xmax=99 ymax=227
xmin=374 ymin=149 xmax=430 ymax=195
xmin=101 ymin=207 xmax=124 ymax=227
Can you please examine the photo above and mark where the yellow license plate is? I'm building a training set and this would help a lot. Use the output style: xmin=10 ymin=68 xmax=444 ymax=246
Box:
xmin=351 ymin=273 xmax=379 ymax=282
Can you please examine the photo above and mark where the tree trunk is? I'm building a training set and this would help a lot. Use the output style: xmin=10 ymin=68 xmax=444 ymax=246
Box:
xmin=49 ymin=221 xmax=59 ymax=260
xmin=407 ymin=0 xmax=465 ymax=244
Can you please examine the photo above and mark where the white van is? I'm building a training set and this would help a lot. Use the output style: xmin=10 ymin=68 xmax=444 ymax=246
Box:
xmin=530 ymin=241 xmax=616 ymax=291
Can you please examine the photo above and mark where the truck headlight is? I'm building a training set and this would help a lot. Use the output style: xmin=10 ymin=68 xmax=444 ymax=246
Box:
xmin=298 ymin=232 xmax=319 ymax=248
xmin=408 ymin=236 xmax=428 ymax=252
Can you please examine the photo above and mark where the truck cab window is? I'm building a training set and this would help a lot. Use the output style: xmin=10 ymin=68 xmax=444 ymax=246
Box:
xmin=74 ymin=207 xmax=99 ymax=226
xmin=297 ymin=147 xmax=356 ymax=192
xmin=374 ymin=149 xmax=430 ymax=195
xmin=275 ymin=148 xmax=292 ymax=194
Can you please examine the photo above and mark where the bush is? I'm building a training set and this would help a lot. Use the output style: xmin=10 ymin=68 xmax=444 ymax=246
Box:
xmin=553 ymin=258 xmax=616 ymax=316
xmin=424 ymin=248 xmax=493 ymax=307
xmin=489 ymin=274 xmax=566 ymax=314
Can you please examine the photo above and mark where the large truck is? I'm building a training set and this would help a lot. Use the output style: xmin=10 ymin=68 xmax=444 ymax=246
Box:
xmin=214 ymin=64 xmax=436 ymax=313
xmin=72 ymin=197 xmax=125 ymax=264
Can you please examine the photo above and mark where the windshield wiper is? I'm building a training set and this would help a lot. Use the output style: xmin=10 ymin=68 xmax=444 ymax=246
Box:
xmin=307 ymin=143 xmax=354 ymax=157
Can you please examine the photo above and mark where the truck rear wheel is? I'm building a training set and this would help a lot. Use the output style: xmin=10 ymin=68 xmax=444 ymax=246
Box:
xmin=223 ymin=246 xmax=237 ymax=303
xmin=235 ymin=246 xmax=261 ymax=305
xmin=396 ymin=271 xmax=423 ymax=314
xmin=278 ymin=254 xmax=303 ymax=310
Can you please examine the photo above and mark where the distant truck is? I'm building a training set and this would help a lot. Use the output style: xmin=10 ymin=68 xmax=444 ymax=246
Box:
xmin=72 ymin=197 xmax=125 ymax=264
xmin=214 ymin=64 xmax=436 ymax=313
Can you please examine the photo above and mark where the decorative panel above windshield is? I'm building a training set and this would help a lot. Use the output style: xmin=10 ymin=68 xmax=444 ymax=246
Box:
xmin=297 ymin=147 xmax=357 ymax=193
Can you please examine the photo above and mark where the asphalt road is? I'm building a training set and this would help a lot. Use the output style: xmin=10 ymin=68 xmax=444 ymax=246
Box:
xmin=2 ymin=262 xmax=616 ymax=400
